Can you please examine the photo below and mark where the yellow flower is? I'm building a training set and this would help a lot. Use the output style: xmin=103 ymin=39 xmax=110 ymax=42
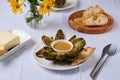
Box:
xmin=7 ymin=0 xmax=14 ymax=3
xmin=10 ymin=0 xmax=23 ymax=14
xmin=39 ymin=4 xmax=46 ymax=16
xmin=39 ymin=0 xmax=54 ymax=16
xmin=8 ymin=0 xmax=26 ymax=3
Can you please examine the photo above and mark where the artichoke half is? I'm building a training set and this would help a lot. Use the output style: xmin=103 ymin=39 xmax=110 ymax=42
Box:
xmin=54 ymin=0 xmax=66 ymax=8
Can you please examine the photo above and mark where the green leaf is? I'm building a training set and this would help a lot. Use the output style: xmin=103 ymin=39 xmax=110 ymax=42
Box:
xmin=23 ymin=4 xmax=26 ymax=7
xmin=35 ymin=2 xmax=40 ymax=5
xmin=39 ymin=15 xmax=43 ymax=20
xmin=31 ymin=1 xmax=40 ymax=6
xmin=26 ymin=17 xmax=33 ymax=23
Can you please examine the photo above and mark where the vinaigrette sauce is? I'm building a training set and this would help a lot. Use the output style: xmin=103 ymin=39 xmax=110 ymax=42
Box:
xmin=53 ymin=42 xmax=72 ymax=51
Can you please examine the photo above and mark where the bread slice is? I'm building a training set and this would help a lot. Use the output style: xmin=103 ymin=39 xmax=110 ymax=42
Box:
xmin=71 ymin=47 xmax=95 ymax=66
xmin=83 ymin=13 xmax=108 ymax=26
xmin=83 ymin=5 xmax=104 ymax=17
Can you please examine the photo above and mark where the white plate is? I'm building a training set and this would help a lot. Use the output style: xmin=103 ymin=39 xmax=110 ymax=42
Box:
xmin=0 ymin=30 xmax=31 ymax=60
xmin=33 ymin=42 xmax=84 ymax=70
xmin=54 ymin=0 xmax=78 ymax=11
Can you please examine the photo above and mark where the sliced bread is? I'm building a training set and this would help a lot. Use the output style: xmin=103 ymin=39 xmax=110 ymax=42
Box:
xmin=83 ymin=5 xmax=104 ymax=17
xmin=71 ymin=47 xmax=95 ymax=66
xmin=83 ymin=13 xmax=108 ymax=26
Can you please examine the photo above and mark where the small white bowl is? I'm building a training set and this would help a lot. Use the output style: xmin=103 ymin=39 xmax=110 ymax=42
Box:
xmin=51 ymin=40 xmax=73 ymax=53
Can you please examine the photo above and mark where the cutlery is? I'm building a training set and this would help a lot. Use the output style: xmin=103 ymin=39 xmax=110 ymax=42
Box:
xmin=90 ymin=44 xmax=111 ymax=77
xmin=91 ymin=44 xmax=117 ymax=80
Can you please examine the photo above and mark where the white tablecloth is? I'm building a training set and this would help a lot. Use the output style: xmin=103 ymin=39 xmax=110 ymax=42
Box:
xmin=0 ymin=0 xmax=120 ymax=80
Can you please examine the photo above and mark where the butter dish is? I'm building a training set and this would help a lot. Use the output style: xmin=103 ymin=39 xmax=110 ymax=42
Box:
xmin=0 ymin=30 xmax=31 ymax=60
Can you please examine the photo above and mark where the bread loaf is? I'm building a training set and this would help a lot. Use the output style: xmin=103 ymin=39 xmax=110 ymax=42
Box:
xmin=73 ymin=5 xmax=108 ymax=26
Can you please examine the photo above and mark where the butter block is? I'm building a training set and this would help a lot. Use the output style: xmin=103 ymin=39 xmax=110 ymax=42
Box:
xmin=0 ymin=31 xmax=20 ymax=50
xmin=0 ymin=46 xmax=7 ymax=56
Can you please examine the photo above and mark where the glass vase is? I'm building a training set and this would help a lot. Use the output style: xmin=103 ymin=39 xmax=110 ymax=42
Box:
xmin=25 ymin=3 xmax=43 ymax=29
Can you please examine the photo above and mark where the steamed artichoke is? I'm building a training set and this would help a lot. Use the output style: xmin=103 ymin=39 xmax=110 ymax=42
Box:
xmin=36 ymin=29 xmax=86 ymax=63
xmin=54 ymin=0 xmax=66 ymax=8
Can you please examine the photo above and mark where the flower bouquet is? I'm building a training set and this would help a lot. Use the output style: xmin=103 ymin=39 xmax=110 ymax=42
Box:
xmin=7 ymin=0 xmax=55 ymax=28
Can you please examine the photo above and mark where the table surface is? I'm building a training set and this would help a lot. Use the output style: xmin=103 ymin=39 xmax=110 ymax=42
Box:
xmin=0 ymin=0 xmax=120 ymax=80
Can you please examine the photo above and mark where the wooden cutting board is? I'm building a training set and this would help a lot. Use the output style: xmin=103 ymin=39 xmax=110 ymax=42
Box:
xmin=68 ymin=10 xmax=114 ymax=34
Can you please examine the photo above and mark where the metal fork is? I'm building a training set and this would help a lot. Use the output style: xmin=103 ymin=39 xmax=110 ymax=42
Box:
xmin=91 ymin=44 xmax=117 ymax=80
xmin=90 ymin=44 xmax=111 ymax=77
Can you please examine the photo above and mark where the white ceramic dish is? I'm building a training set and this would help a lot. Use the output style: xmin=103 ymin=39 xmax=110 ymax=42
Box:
xmin=54 ymin=0 xmax=78 ymax=11
xmin=51 ymin=40 xmax=73 ymax=53
xmin=0 ymin=30 xmax=31 ymax=60
xmin=33 ymin=42 xmax=84 ymax=70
